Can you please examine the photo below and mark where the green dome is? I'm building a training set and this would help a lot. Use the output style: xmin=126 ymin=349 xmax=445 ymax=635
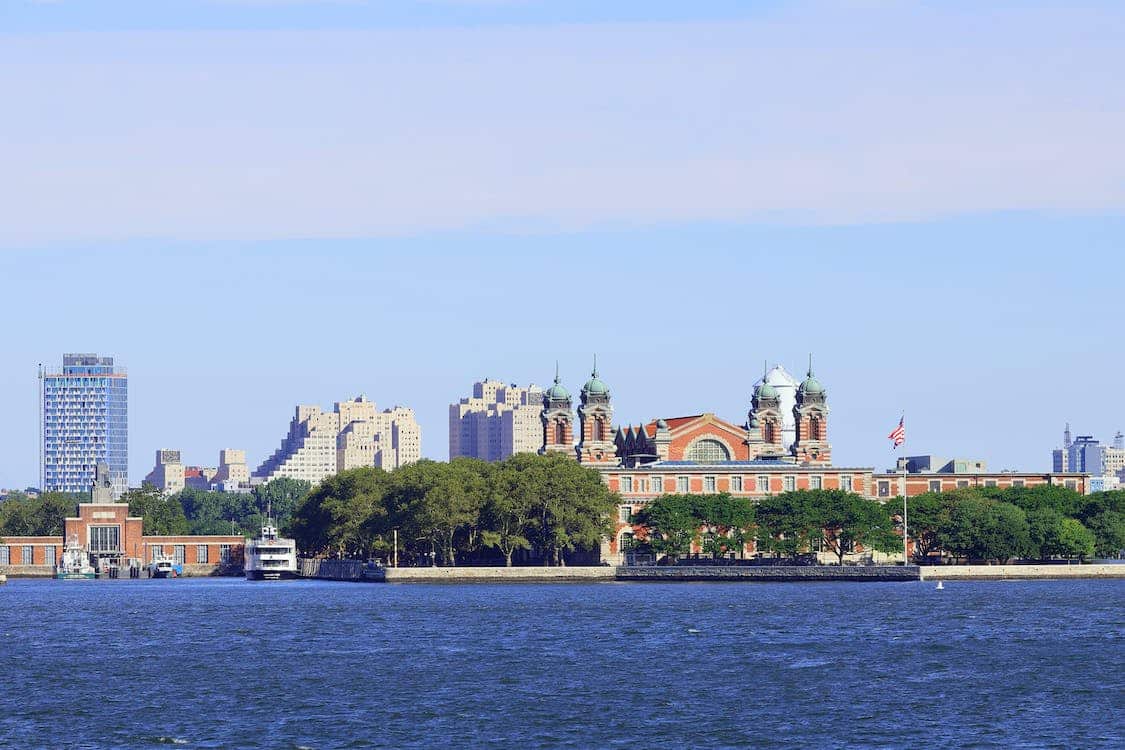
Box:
xmin=755 ymin=381 xmax=778 ymax=400
xmin=583 ymin=375 xmax=609 ymax=396
xmin=547 ymin=380 xmax=571 ymax=401
xmin=799 ymin=374 xmax=825 ymax=395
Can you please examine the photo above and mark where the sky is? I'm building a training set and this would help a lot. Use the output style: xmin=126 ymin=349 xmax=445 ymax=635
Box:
xmin=1 ymin=1 xmax=1123 ymax=488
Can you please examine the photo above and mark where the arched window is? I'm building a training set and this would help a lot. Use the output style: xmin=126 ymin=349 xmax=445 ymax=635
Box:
xmin=594 ymin=418 xmax=605 ymax=442
xmin=555 ymin=421 xmax=566 ymax=445
xmin=809 ymin=415 xmax=821 ymax=440
xmin=685 ymin=438 xmax=731 ymax=463
xmin=764 ymin=422 xmax=776 ymax=444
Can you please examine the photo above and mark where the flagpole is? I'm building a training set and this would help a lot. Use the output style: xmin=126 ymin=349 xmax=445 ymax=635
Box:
xmin=901 ymin=414 xmax=908 ymax=566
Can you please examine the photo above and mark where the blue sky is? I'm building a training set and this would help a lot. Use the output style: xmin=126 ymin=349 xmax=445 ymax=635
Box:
xmin=1 ymin=1 xmax=1123 ymax=487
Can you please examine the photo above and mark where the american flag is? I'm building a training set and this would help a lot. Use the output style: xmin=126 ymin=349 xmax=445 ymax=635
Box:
xmin=888 ymin=417 xmax=905 ymax=448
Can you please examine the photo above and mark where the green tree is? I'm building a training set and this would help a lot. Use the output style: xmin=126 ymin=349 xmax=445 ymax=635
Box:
xmin=754 ymin=491 xmax=822 ymax=559
xmin=0 ymin=492 xmax=76 ymax=536
xmin=125 ymin=485 xmax=190 ymax=535
xmin=177 ymin=487 xmax=258 ymax=536
xmin=939 ymin=497 xmax=1030 ymax=563
xmin=1057 ymin=518 xmax=1096 ymax=560
xmin=254 ymin=477 xmax=311 ymax=530
xmin=524 ymin=453 xmax=617 ymax=566
xmin=817 ymin=490 xmax=900 ymax=565
xmin=290 ymin=467 xmax=390 ymax=557
xmin=1083 ymin=511 xmax=1125 ymax=558
xmin=633 ymin=494 xmax=699 ymax=561
xmin=901 ymin=491 xmax=964 ymax=562
xmin=480 ymin=455 xmax=537 ymax=566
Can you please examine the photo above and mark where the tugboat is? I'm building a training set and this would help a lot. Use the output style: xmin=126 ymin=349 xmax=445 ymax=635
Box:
xmin=244 ymin=513 xmax=298 ymax=581
xmin=56 ymin=536 xmax=97 ymax=580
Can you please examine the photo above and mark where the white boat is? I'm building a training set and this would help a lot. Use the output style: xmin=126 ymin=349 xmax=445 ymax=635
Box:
xmin=244 ymin=522 xmax=298 ymax=581
xmin=147 ymin=552 xmax=178 ymax=579
xmin=56 ymin=536 xmax=97 ymax=580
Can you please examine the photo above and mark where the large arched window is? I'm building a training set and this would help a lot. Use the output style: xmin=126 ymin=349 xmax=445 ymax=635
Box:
xmin=555 ymin=421 xmax=566 ymax=445
xmin=685 ymin=438 xmax=731 ymax=463
xmin=594 ymin=418 xmax=605 ymax=442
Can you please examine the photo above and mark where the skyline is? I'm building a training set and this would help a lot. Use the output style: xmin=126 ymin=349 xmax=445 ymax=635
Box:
xmin=3 ymin=235 xmax=1121 ymax=490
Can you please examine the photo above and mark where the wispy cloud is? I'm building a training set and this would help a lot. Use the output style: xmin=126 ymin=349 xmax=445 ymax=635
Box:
xmin=2 ymin=3 xmax=1124 ymax=244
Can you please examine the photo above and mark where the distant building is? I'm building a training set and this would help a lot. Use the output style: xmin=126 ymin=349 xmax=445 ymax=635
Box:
xmin=41 ymin=353 xmax=128 ymax=497
xmin=895 ymin=455 xmax=988 ymax=474
xmin=211 ymin=449 xmax=250 ymax=491
xmin=449 ymin=379 xmax=543 ymax=461
xmin=144 ymin=450 xmax=185 ymax=494
xmin=254 ymin=396 xmax=421 ymax=484
xmin=1053 ymin=426 xmax=1125 ymax=481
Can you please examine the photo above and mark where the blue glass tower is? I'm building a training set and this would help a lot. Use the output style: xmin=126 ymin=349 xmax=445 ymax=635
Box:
xmin=41 ymin=353 xmax=128 ymax=497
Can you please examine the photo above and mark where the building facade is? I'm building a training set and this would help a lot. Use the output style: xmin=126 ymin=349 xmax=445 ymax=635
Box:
xmin=144 ymin=449 xmax=186 ymax=494
xmin=41 ymin=353 xmax=128 ymax=497
xmin=0 ymin=463 xmax=243 ymax=576
xmin=1053 ymin=426 xmax=1125 ymax=484
xmin=254 ymin=396 xmax=421 ymax=484
xmin=449 ymin=380 xmax=543 ymax=461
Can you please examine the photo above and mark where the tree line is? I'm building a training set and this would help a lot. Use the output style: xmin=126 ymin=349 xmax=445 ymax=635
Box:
xmin=633 ymin=485 xmax=1124 ymax=564
xmin=0 ymin=478 xmax=311 ymax=539
xmin=287 ymin=453 xmax=618 ymax=566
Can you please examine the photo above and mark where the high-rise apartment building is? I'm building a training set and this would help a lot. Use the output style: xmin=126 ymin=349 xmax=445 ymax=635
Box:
xmin=449 ymin=380 xmax=543 ymax=461
xmin=254 ymin=396 xmax=421 ymax=484
xmin=144 ymin=449 xmax=185 ymax=494
xmin=1052 ymin=425 xmax=1125 ymax=480
xmin=40 ymin=354 xmax=128 ymax=497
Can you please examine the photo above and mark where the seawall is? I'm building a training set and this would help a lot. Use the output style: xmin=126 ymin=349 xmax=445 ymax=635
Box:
xmin=298 ymin=558 xmax=367 ymax=581
xmin=616 ymin=565 xmax=920 ymax=582
xmin=919 ymin=564 xmax=1125 ymax=580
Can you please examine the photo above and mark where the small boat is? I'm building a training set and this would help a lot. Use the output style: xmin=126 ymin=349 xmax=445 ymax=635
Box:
xmin=244 ymin=521 xmax=298 ymax=581
xmin=147 ymin=552 xmax=179 ymax=579
xmin=0 ymin=573 xmax=7 ymax=585
xmin=56 ymin=536 xmax=97 ymax=580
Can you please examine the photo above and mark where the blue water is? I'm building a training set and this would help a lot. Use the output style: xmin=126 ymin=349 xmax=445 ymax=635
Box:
xmin=1 ymin=578 xmax=1122 ymax=749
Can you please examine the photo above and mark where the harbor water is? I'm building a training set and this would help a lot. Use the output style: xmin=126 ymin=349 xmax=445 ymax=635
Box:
xmin=1 ymin=578 xmax=1122 ymax=748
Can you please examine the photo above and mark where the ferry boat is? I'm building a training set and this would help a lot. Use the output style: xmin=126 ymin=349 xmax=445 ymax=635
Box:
xmin=147 ymin=552 xmax=179 ymax=579
xmin=244 ymin=522 xmax=298 ymax=581
xmin=56 ymin=536 xmax=97 ymax=580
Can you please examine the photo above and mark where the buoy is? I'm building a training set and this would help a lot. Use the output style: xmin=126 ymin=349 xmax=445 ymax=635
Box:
xmin=936 ymin=580 xmax=944 ymax=590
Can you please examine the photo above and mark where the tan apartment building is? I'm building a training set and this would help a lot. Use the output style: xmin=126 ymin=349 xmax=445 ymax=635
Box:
xmin=255 ymin=395 xmax=421 ymax=484
xmin=449 ymin=380 xmax=543 ymax=461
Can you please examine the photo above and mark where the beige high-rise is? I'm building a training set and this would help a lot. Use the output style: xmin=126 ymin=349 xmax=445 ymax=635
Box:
xmin=449 ymin=380 xmax=543 ymax=461
xmin=255 ymin=395 xmax=422 ymax=485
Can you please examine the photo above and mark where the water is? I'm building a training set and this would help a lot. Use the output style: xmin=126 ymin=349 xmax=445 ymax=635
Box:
xmin=1 ymin=578 xmax=1122 ymax=749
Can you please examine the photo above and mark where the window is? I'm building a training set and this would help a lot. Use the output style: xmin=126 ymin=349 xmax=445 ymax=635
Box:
xmin=810 ymin=476 xmax=822 ymax=490
xmin=173 ymin=545 xmax=186 ymax=565
xmin=704 ymin=476 xmax=716 ymax=493
xmin=651 ymin=476 xmax=663 ymax=495
xmin=956 ymin=480 xmax=969 ymax=489
xmin=985 ymin=480 xmax=997 ymax=488
xmin=619 ymin=506 xmax=633 ymax=523
xmin=685 ymin=439 xmax=731 ymax=463
xmin=150 ymin=544 xmax=163 ymax=560
xmin=44 ymin=545 xmax=56 ymax=565
xmin=929 ymin=480 xmax=942 ymax=493
xmin=878 ymin=481 xmax=891 ymax=498
xmin=220 ymin=544 xmax=231 ymax=563
xmin=0 ymin=546 xmax=8 ymax=565
xmin=1065 ymin=480 xmax=1077 ymax=491
xmin=840 ymin=475 xmax=853 ymax=492
xmin=620 ymin=475 xmax=633 ymax=493
xmin=731 ymin=475 xmax=743 ymax=492
xmin=619 ymin=533 xmax=635 ymax=552
xmin=783 ymin=475 xmax=796 ymax=492
xmin=1012 ymin=479 xmax=1025 ymax=488
xmin=756 ymin=475 xmax=769 ymax=493
xmin=197 ymin=545 xmax=209 ymax=564
xmin=21 ymin=546 xmax=34 ymax=565
xmin=676 ymin=476 xmax=689 ymax=493
xmin=89 ymin=525 xmax=120 ymax=553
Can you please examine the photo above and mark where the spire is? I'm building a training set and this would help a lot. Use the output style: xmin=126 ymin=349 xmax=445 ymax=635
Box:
xmin=807 ymin=353 xmax=814 ymax=378
xmin=592 ymin=353 xmax=598 ymax=378
xmin=554 ymin=360 xmax=560 ymax=384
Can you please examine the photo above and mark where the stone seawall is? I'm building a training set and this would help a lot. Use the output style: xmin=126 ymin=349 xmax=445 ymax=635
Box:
xmin=0 ymin=565 xmax=54 ymax=578
xmin=616 ymin=565 xmax=920 ymax=582
xmin=919 ymin=564 xmax=1125 ymax=580
xmin=381 ymin=566 xmax=616 ymax=583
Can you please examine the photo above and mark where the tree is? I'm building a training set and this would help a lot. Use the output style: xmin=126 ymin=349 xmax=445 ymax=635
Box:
xmin=290 ymin=467 xmax=390 ymax=558
xmin=633 ymin=494 xmax=698 ymax=561
xmin=523 ymin=453 xmax=617 ymax=566
xmin=177 ymin=487 xmax=258 ymax=536
xmin=254 ymin=477 xmax=311 ymax=531
xmin=901 ymin=491 xmax=962 ymax=563
xmin=1057 ymin=518 xmax=1096 ymax=560
xmin=939 ymin=498 xmax=1030 ymax=563
xmin=0 ymin=492 xmax=76 ymax=536
xmin=816 ymin=491 xmax=900 ymax=565
xmin=754 ymin=491 xmax=822 ymax=559
xmin=125 ymin=485 xmax=189 ymax=536
xmin=480 ymin=455 xmax=537 ymax=566
xmin=1083 ymin=511 xmax=1125 ymax=558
